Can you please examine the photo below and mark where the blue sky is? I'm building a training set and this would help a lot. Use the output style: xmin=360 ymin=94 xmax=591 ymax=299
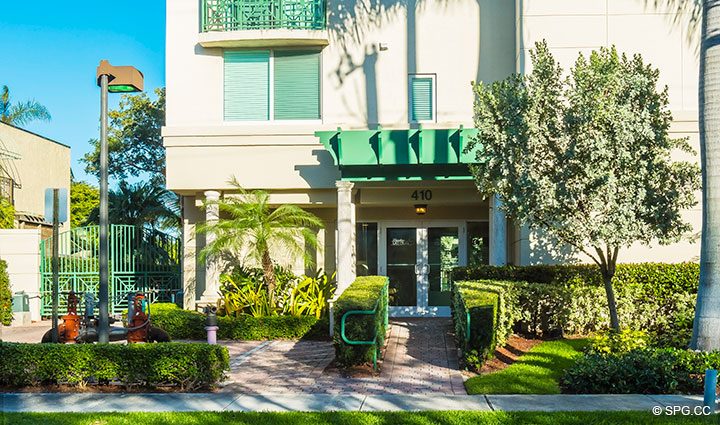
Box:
xmin=2 ymin=1 xmax=166 ymax=184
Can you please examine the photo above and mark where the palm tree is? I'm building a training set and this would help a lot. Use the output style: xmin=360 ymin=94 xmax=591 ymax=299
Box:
xmin=198 ymin=178 xmax=324 ymax=305
xmin=692 ymin=0 xmax=720 ymax=351
xmin=0 ymin=86 xmax=51 ymax=127
xmin=88 ymin=181 xmax=180 ymax=232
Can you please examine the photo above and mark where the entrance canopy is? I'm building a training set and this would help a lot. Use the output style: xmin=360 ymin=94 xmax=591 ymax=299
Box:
xmin=315 ymin=127 xmax=480 ymax=181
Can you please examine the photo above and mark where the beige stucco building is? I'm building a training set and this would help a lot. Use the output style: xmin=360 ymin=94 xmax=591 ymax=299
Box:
xmin=165 ymin=0 xmax=702 ymax=316
xmin=0 ymin=122 xmax=71 ymax=234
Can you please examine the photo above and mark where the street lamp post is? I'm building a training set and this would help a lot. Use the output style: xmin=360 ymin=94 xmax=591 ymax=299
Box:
xmin=96 ymin=60 xmax=144 ymax=343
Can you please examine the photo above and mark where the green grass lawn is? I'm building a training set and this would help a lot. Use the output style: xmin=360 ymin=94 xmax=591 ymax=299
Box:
xmin=2 ymin=411 xmax=717 ymax=425
xmin=465 ymin=338 xmax=589 ymax=395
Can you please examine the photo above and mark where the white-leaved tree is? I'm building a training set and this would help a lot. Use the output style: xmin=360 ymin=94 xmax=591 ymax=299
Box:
xmin=467 ymin=41 xmax=701 ymax=331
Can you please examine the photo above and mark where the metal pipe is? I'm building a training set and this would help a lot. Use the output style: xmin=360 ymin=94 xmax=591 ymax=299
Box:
xmin=51 ymin=189 xmax=59 ymax=343
xmin=704 ymin=369 xmax=718 ymax=411
xmin=98 ymin=74 xmax=110 ymax=344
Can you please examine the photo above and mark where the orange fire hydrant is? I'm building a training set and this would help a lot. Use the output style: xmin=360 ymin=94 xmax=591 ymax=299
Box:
xmin=127 ymin=293 xmax=149 ymax=343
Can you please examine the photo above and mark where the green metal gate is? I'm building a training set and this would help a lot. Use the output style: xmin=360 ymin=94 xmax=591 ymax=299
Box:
xmin=40 ymin=225 xmax=182 ymax=316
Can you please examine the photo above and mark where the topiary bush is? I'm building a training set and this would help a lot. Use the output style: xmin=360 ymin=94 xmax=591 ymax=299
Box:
xmin=560 ymin=348 xmax=720 ymax=395
xmin=0 ymin=260 xmax=11 ymax=326
xmin=453 ymin=280 xmax=519 ymax=370
xmin=150 ymin=303 xmax=324 ymax=340
xmin=333 ymin=276 xmax=389 ymax=367
xmin=0 ymin=342 xmax=229 ymax=390
xmin=452 ymin=263 xmax=699 ymax=347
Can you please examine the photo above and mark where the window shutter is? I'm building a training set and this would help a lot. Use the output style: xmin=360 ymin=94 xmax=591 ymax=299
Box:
xmin=274 ymin=50 xmax=320 ymax=120
xmin=224 ymin=51 xmax=269 ymax=121
xmin=410 ymin=77 xmax=434 ymax=122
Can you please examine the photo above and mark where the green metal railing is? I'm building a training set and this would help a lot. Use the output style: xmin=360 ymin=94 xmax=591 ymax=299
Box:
xmin=40 ymin=225 xmax=182 ymax=316
xmin=339 ymin=280 xmax=389 ymax=370
xmin=202 ymin=0 xmax=326 ymax=32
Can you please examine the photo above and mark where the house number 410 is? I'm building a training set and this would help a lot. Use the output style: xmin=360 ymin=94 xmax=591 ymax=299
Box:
xmin=411 ymin=190 xmax=433 ymax=201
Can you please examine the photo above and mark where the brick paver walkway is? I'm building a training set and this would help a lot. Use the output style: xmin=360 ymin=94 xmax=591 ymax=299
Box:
xmin=220 ymin=319 xmax=466 ymax=395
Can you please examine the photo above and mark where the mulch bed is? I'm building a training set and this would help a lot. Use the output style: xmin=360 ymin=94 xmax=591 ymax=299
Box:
xmin=479 ymin=335 xmax=542 ymax=375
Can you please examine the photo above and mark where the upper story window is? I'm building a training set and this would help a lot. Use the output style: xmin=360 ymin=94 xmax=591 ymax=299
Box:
xmin=224 ymin=49 xmax=321 ymax=122
xmin=202 ymin=0 xmax=326 ymax=32
xmin=409 ymin=74 xmax=436 ymax=123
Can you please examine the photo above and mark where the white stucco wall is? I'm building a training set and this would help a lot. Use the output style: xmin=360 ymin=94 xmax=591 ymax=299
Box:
xmin=164 ymin=0 xmax=516 ymax=193
xmin=516 ymin=0 xmax=702 ymax=265
xmin=0 ymin=229 xmax=41 ymax=323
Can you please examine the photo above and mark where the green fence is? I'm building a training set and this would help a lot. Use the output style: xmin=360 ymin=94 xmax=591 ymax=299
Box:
xmin=40 ymin=225 xmax=181 ymax=316
xmin=202 ymin=0 xmax=326 ymax=31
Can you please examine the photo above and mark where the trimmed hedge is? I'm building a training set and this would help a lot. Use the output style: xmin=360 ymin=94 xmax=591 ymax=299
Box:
xmin=0 ymin=342 xmax=229 ymax=390
xmin=0 ymin=260 xmax=11 ymax=326
xmin=333 ymin=276 xmax=389 ymax=367
xmin=560 ymin=348 xmax=720 ymax=395
xmin=150 ymin=303 xmax=326 ymax=340
xmin=452 ymin=263 xmax=698 ymax=347
xmin=453 ymin=281 xmax=518 ymax=367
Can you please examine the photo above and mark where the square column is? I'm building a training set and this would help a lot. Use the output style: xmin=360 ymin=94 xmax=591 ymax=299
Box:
xmin=336 ymin=181 xmax=356 ymax=294
xmin=199 ymin=190 xmax=221 ymax=306
xmin=489 ymin=194 xmax=508 ymax=266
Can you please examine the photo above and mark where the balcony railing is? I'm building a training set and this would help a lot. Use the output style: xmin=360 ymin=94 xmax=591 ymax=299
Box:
xmin=202 ymin=0 xmax=326 ymax=32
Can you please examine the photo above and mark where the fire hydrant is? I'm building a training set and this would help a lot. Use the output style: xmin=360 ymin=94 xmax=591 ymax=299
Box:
xmin=205 ymin=305 xmax=218 ymax=345
xmin=127 ymin=293 xmax=149 ymax=343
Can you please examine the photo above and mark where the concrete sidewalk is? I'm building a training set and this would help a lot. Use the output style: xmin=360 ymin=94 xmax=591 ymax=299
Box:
xmin=0 ymin=393 xmax=710 ymax=413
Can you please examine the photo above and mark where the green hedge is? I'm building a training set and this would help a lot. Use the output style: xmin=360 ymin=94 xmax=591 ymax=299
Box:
xmin=453 ymin=281 xmax=519 ymax=368
xmin=333 ymin=276 xmax=389 ymax=367
xmin=0 ymin=260 xmax=11 ymax=326
xmin=560 ymin=348 xmax=720 ymax=394
xmin=150 ymin=303 xmax=326 ymax=340
xmin=0 ymin=342 xmax=229 ymax=390
xmin=452 ymin=263 xmax=698 ymax=347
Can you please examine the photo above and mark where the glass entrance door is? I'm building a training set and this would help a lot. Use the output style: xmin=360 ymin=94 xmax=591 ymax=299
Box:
xmin=427 ymin=227 xmax=459 ymax=307
xmin=386 ymin=227 xmax=418 ymax=307
xmin=380 ymin=222 xmax=464 ymax=316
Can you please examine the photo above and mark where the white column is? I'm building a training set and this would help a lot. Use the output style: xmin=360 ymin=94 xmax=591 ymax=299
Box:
xmin=336 ymin=181 xmax=356 ymax=295
xmin=489 ymin=194 xmax=508 ymax=265
xmin=199 ymin=190 xmax=221 ymax=306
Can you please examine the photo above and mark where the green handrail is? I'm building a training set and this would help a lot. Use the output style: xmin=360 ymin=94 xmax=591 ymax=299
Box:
xmin=339 ymin=280 xmax=388 ymax=371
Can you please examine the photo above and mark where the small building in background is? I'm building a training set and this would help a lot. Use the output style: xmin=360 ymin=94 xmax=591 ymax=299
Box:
xmin=0 ymin=121 xmax=71 ymax=236
xmin=0 ymin=122 xmax=71 ymax=324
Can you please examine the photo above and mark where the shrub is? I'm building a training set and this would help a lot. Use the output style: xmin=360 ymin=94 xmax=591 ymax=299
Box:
xmin=0 ymin=260 xmax=11 ymax=326
xmin=560 ymin=348 xmax=720 ymax=394
xmin=587 ymin=329 xmax=650 ymax=355
xmin=0 ymin=198 xmax=14 ymax=229
xmin=453 ymin=280 xmax=519 ymax=370
xmin=0 ymin=342 xmax=229 ymax=390
xmin=333 ymin=276 xmax=389 ymax=367
xmin=220 ymin=267 xmax=336 ymax=319
xmin=452 ymin=263 xmax=699 ymax=346
xmin=150 ymin=303 xmax=324 ymax=340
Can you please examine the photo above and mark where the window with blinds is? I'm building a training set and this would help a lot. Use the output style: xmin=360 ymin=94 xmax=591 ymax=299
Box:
xmin=274 ymin=50 xmax=320 ymax=120
xmin=409 ymin=75 xmax=435 ymax=122
xmin=224 ymin=50 xmax=270 ymax=121
xmin=224 ymin=49 xmax=321 ymax=121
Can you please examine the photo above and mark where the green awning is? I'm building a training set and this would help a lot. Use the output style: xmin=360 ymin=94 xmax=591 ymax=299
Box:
xmin=315 ymin=127 xmax=480 ymax=181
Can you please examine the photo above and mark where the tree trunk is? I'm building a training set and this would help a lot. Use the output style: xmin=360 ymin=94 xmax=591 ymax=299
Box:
xmin=261 ymin=249 xmax=276 ymax=309
xmin=601 ymin=270 xmax=620 ymax=332
xmin=692 ymin=0 xmax=720 ymax=351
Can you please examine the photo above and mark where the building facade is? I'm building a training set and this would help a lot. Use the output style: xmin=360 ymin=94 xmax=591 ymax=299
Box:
xmin=165 ymin=0 xmax=702 ymax=315
xmin=0 ymin=122 xmax=71 ymax=235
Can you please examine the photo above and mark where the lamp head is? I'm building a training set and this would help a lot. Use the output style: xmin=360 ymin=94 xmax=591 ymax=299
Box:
xmin=97 ymin=60 xmax=144 ymax=93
